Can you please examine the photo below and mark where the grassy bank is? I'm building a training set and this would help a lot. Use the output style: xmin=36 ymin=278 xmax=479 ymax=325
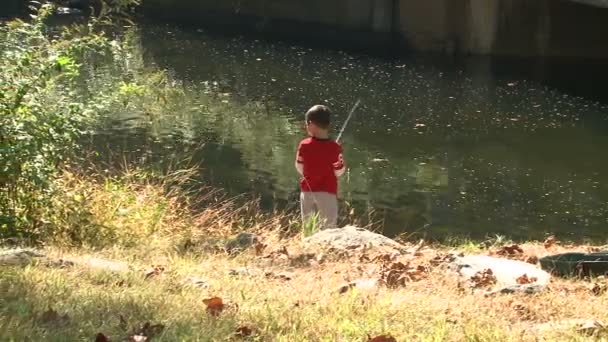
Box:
xmin=2 ymin=169 xmax=608 ymax=342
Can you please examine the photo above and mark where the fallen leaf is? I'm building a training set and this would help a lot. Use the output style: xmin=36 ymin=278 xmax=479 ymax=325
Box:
xmin=95 ymin=333 xmax=110 ymax=342
xmin=590 ymin=283 xmax=606 ymax=296
xmin=368 ymin=334 xmax=397 ymax=342
xmin=235 ymin=325 xmax=253 ymax=337
xmin=524 ymin=255 xmax=539 ymax=265
xmin=203 ymin=297 xmax=225 ymax=316
xmin=144 ymin=265 xmax=165 ymax=280
xmin=470 ymin=269 xmax=497 ymax=288
xmin=254 ymin=242 xmax=267 ymax=256
xmin=495 ymin=244 xmax=524 ymax=256
xmin=544 ymin=235 xmax=558 ymax=249
xmin=516 ymin=274 xmax=538 ymax=284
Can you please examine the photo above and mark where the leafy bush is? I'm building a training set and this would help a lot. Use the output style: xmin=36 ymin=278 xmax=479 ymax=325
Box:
xmin=0 ymin=2 xmax=137 ymax=239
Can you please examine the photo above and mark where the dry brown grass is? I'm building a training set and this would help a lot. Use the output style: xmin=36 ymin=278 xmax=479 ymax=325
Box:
xmin=3 ymin=235 xmax=608 ymax=341
xmin=3 ymin=169 xmax=608 ymax=341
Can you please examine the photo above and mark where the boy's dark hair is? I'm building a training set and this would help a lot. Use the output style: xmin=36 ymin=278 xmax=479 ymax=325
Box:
xmin=305 ymin=105 xmax=331 ymax=129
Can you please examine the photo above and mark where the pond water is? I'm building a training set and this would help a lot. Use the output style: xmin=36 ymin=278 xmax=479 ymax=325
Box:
xmin=93 ymin=23 xmax=608 ymax=241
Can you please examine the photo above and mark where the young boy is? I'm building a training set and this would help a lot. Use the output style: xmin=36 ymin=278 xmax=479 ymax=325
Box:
xmin=295 ymin=105 xmax=346 ymax=229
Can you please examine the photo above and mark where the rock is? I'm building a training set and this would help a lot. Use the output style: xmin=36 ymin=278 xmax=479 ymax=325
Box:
xmin=303 ymin=226 xmax=405 ymax=251
xmin=224 ymin=232 xmax=260 ymax=254
xmin=451 ymin=255 xmax=551 ymax=293
xmin=0 ymin=248 xmax=45 ymax=266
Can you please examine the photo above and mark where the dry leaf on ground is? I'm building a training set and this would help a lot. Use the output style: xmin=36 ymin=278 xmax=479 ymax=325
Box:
xmin=524 ymin=255 xmax=539 ymax=265
xmin=235 ymin=325 xmax=253 ymax=338
xmin=144 ymin=265 xmax=165 ymax=280
xmin=495 ymin=244 xmax=524 ymax=257
xmin=254 ymin=242 xmax=267 ymax=256
xmin=95 ymin=333 xmax=110 ymax=342
xmin=470 ymin=269 xmax=497 ymax=288
xmin=368 ymin=334 xmax=397 ymax=342
xmin=380 ymin=261 xmax=428 ymax=288
xmin=544 ymin=235 xmax=559 ymax=249
xmin=590 ymin=283 xmax=607 ymax=296
xmin=516 ymin=274 xmax=538 ymax=284
xmin=203 ymin=297 xmax=225 ymax=316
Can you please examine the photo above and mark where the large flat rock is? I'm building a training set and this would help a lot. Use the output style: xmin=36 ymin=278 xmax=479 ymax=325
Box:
xmin=303 ymin=226 xmax=405 ymax=251
xmin=0 ymin=248 xmax=45 ymax=266
xmin=452 ymin=255 xmax=551 ymax=292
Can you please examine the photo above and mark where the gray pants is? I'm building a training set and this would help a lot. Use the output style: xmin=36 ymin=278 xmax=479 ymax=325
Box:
xmin=300 ymin=192 xmax=338 ymax=229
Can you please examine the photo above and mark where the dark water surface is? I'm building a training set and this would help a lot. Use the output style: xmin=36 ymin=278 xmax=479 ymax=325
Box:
xmin=95 ymin=24 xmax=608 ymax=241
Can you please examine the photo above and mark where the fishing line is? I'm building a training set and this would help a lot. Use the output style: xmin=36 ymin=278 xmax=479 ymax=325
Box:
xmin=336 ymin=99 xmax=361 ymax=143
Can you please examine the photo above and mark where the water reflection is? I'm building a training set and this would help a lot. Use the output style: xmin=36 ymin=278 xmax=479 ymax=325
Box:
xmin=95 ymin=24 xmax=608 ymax=241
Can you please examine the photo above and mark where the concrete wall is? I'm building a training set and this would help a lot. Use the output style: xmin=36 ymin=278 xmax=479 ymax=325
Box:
xmin=396 ymin=0 xmax=608 ymax=58
xmin=33 ymin=0 xmax=608 ymax=58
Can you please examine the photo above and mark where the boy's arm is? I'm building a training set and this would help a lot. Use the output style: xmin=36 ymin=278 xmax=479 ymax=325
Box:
xmin=295 ymin=143 xmax=304 ymax=176
xmin=333 ymin=145 xmax=346 ymax=177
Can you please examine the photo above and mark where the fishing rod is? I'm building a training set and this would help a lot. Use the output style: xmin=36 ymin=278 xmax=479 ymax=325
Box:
xmin=336 ymin=99 xmax=361 ymax=143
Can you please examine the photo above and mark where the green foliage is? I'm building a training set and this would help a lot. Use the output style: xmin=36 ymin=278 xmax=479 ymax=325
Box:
xmin=302 ymin=213 xmax=320 ymax=238
xmin=0 ymin=1 xmax=138 ymax=239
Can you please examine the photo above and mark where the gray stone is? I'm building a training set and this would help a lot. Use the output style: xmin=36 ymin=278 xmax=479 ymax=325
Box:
xmin=0 ymin=248 xmax=45 ymax=266
xmin=451 ymin=255 xmax=551 ymax=293
xmin=303 ymin=225 xmax=405 ymax=251
xmin=224 ymin=232 xmax=260 ymax=254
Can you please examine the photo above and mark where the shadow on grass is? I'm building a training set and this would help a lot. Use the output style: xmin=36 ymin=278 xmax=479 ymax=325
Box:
xmin=0 ymin=265 xmax=241 ymax=341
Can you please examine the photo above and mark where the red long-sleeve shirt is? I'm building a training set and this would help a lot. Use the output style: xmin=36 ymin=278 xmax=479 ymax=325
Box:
xmin=295 ymin=137 xmax=345 ymax=194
